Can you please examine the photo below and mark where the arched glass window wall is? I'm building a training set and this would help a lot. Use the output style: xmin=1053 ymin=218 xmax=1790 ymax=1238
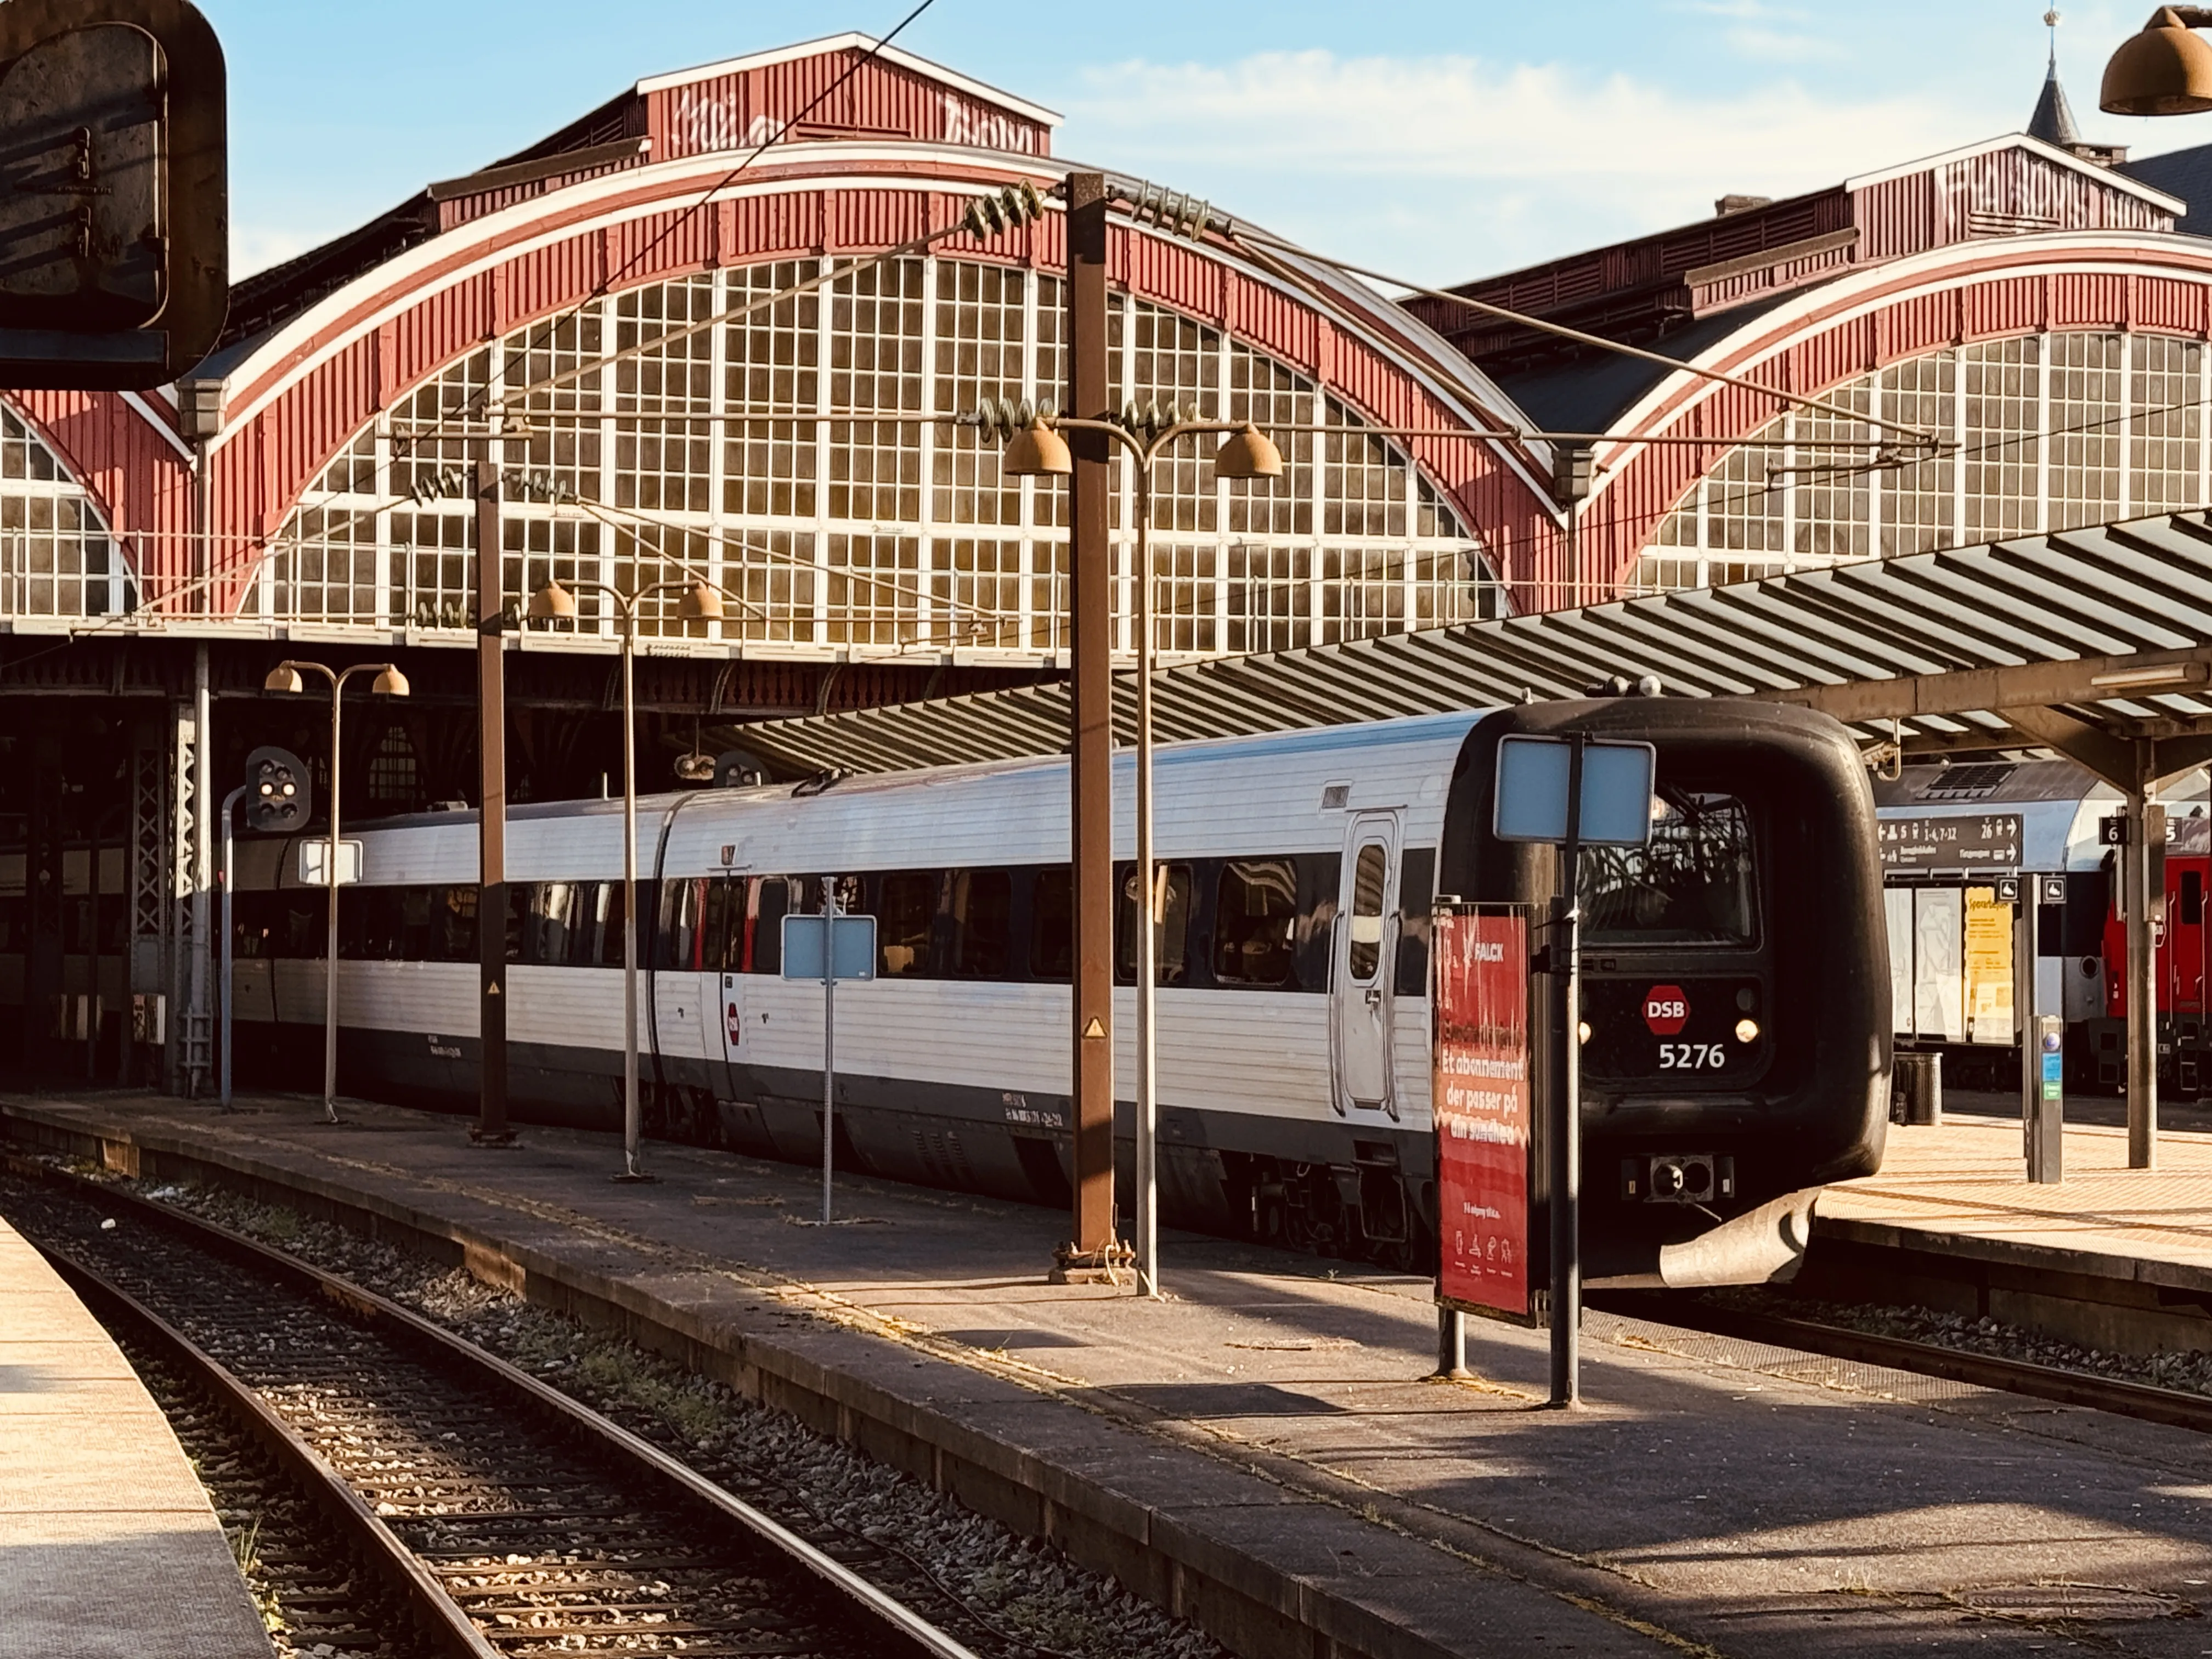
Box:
xmin=0 ymin=403 xmax=130 ymax=619
xmin=1634 ymin=331 xmax=2210 ymax=592
xmin=267 ymin=257 xmax=1497 ymax=656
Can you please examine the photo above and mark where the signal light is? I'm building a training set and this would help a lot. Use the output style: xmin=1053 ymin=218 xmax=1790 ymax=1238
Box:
xmin=242 ymin=746 xmax=310 ymax=833
xmin=0 ymin=1 xmax=229 ymax=390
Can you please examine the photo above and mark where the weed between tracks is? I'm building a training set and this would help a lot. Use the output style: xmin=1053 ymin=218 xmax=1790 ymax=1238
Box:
xmin=118 ymin=1171 xmax=1224 ymax=1659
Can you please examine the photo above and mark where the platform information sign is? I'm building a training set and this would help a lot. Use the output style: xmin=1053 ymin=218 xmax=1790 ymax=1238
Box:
xmin=1878 ymin=814 xmax=2022 ymax=874
xmin=1432 ymin=910 xmax=1534 ymax=1322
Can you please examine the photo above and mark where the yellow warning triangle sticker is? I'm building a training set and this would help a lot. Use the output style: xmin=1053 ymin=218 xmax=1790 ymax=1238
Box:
xmin=488 ymin=980 xmax=501 ymax=996
xmin=1082 ymin=1016 xmax=1106 ymax=1039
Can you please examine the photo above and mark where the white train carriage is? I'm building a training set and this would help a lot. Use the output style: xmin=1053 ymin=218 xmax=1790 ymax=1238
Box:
xmin=225 ymin=700 xmax=1890 ymax=1269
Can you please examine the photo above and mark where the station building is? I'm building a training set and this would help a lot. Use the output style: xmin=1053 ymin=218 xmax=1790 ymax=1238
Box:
xmin=9 ymin=33 xmax=2212 ymax=1087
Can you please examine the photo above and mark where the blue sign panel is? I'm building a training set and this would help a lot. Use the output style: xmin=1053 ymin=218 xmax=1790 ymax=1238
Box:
xmin=1493 ymin=735 xmax=1658 ymax=848
xmin=781 ymin=914 xmax=877 ymax=981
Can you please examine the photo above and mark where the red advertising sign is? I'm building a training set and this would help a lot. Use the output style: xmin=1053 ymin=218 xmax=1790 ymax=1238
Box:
xmin=1642 ymin=984 xmax=1689 ymax=1036
xmin=1432 ymin=911 xmax=1533 ymax=1321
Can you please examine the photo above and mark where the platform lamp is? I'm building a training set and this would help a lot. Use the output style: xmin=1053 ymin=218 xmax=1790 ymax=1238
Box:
xmin=2102 ymin=8 xmax=2212 ymax=114
xmin=263 ymin=659 xmax=411 ymax=1124
xmin=526 ymin=575 xmax=728 ymax=1183
xmin=997 ymin=409 xmax=1283 ymax=1298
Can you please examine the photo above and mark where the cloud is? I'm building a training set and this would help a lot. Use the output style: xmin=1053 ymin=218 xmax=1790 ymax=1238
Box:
xmin=1061 ymin=49 xmax=2006 ymax=282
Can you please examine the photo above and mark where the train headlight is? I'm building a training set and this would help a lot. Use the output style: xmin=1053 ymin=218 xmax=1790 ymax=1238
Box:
xmin=1577 ymin=1020 xmax=1592 ymax=1044
xmin=1735 ymin=1018 xmax=1760 ymax=1044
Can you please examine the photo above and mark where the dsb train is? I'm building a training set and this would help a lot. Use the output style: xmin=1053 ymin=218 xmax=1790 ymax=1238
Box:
xmin=105 ymin=699 xmax=1895 ymax=1273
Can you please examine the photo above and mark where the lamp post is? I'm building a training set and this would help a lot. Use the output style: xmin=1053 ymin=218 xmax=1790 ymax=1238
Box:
xmin=264 ymin=659 xmax=410 ymax=1122
xmin=525 ymin=575 xmax=727 ymax=1181
xmin=999 ymin=414 xmax=1282 ymax=1296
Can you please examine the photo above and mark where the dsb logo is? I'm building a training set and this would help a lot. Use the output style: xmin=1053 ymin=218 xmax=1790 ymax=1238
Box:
xmin=1643 ymin=985 xmax=1690 ymax=1036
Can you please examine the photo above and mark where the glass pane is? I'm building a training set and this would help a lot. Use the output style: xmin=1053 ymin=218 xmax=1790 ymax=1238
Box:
xmin=876 ymin=871 xmax=938 ymax=975
xmin=1213 ymin=859 xmax=1298 ymax=987
xmin=1580 ymin=792 xmax=1758 ymax=945
xmin=952 ymin=869 xmax=1013 ymax=978
xmin=1347 ymin=843 xmax=1387 ymax=979
xmin=1030 ymin=866 xmax=1072 ymax=980
xmin=1115 ymin=864 xmax=1192 ymax=984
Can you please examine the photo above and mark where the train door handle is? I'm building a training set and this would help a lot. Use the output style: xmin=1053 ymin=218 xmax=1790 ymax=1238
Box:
xmin=1364 ymin=985 xmax=1382 ymax=1008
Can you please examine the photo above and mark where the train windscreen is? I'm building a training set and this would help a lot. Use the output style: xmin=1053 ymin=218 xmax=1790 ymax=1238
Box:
xmin=1579 ymin=790 xmax=1758 ymax=946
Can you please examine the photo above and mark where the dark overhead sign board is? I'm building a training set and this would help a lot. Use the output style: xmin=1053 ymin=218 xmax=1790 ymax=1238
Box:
xmin=1879 ymin=813 xmax=2023 ymax=874
xmin=0 ymin=0 xmax=226 ymax=389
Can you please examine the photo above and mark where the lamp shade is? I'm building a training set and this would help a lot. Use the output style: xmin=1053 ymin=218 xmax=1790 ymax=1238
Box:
xmin=676 ymin=580 xmax=724 ymax=621
xmin=2102 ymin=7 xmax=2212 ymax=115
xmin=263 ymin=663 xmax=305 ymax=693
xmin=1213 ymin=422 xmax=1284 ymax=480
xmin=371 ymin=665 xmax=411 ymax=696
xmin=1002 ymin=416 xmax=1072 ymax=477
xmin=527 ymin=579 xmax=578 ymax=620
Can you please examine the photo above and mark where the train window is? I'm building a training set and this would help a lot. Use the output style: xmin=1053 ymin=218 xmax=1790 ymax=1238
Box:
xmin=877 ymin=871 xmax=939 ymax=976
xmin=1030 ymin=867 xmax=1073 ymax=981
xmin=1581 ymin=791 xmax=1758 ymax=946
xmin=504 ymin=885 xmax=528 ymax=964
xmin=231 ymin=892 xmax=278 ymax=960
xmin=569 ymin=881 xmax=625 ymax=968
xmin=1214 ymin=859 xmax=1298 ymax=987
xmin=1347 ymin=844 xmax=1388 ymax=980
xmin=658 ymin=879 xmax=704 ymax=970
xmin=951 ymin=869 xmax=1014 ymax=978
xmin=528 ymin=883 xmax=576 ymax=964
xmin=748 ymin=877 xmax=790 ymax=974
xmin=435 ymin=886 xmax=478 ymax=963
xmin=1396 ymin=848 xmax=1435 ymax=997
xmin=1116 ymin=864 xmax=1192 ymax=985
xmin=280 ymin=891 xmax=326 ymax=959
xmin=2187 ymin=871 xmax=2204 ymax=927
xmin=698 ymin=877 xmax=733 ymax=972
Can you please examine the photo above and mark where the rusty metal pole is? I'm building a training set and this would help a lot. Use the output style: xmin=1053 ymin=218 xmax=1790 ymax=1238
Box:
xmin=472 ymin=436 xmax=515 ymax=1146
xmin=1054 ymin=172 xmax=1121 ymax=1282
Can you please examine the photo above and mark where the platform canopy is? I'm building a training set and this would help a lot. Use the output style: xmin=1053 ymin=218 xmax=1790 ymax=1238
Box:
xmin=736 ymin=509 xmax=2212 ymax=794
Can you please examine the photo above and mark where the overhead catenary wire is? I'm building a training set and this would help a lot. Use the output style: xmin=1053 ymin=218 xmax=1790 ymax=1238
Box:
xmin=407 ymin=0 xmax=943 ymax=460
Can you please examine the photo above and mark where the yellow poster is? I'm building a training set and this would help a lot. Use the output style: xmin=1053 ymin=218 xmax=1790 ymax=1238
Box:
xmin=1962 ymin=885 xmax=2013 ymax=1046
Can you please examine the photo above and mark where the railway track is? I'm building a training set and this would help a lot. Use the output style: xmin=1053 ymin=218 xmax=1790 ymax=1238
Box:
xmin=2 ymin=1170 xmax=979 ymax=1659
xmin=1594 ymin=1288 xmax=2212 ymax=1435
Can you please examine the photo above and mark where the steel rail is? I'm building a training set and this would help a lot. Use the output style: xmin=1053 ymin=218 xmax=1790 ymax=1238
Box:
xmin=31 ymin=1169 xmax=983 ymax=1659
xmin=1593 ymin=1289 xmax=2212 ymax=1435
xmin=43 ymin=1243 xmax=503 ymax=1659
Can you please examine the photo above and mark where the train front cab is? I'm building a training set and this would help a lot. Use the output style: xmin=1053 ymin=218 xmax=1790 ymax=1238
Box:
xmin=1441 ymin=698 xmax=1891 ymax=1278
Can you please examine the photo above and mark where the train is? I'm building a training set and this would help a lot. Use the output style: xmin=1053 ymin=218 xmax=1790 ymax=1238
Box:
xmin=1875 ymin=758 xmax=2212 ymax=1095
xmin=10 ymin=697 xmax=1893 ymax=1278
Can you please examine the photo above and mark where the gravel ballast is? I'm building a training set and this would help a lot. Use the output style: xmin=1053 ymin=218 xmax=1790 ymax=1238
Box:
xmin=105 ymin=1167 xmax=1227 ymax=1659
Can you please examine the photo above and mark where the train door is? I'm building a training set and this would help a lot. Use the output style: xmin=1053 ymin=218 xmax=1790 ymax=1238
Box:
xmin=1331 ymin=812 xmax=1401 ymax=1114
xmin=651 ymin=878 xmax=710 ymax=1068
xmin=709 ymin=874 xmax=764 ymax=1098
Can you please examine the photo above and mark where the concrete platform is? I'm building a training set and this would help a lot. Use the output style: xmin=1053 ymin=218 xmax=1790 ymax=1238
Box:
xmin=13 ymin=1090 xmax=2212 ymax=1657
xmin=0 ymin=1207 xmax=272 ymax=1658
xmin=1813 ymin=1111 xmax=2212 ymax=1352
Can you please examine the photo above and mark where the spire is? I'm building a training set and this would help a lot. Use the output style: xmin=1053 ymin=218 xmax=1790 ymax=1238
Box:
xmin=2029 ymin=9 xmax=2126 ymax=166
xmin=2030 ymin=9 xmax=2083 ymax=148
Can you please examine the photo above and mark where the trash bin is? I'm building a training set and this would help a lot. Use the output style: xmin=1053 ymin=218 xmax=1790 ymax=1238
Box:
xmin=1892 ymin=1051 xmax=1943 ymax=1126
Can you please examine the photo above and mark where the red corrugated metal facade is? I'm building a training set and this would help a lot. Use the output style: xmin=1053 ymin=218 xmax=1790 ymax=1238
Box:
xmin=1582 ymin=244 xmax=2212 ymax=587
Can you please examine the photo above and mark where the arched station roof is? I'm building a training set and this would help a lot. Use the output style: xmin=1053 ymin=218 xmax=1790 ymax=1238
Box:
xmin=0 ymin=33 xmax=1565 ymax=639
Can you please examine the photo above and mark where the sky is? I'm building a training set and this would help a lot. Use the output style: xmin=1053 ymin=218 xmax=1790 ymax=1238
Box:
xmin=198 ymin=1 xmax=2199 ymax=285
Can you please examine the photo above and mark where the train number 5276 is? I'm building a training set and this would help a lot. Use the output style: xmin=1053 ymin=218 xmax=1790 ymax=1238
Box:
xmin=1657 ymin=1042 xmax=1726 ymax=1070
